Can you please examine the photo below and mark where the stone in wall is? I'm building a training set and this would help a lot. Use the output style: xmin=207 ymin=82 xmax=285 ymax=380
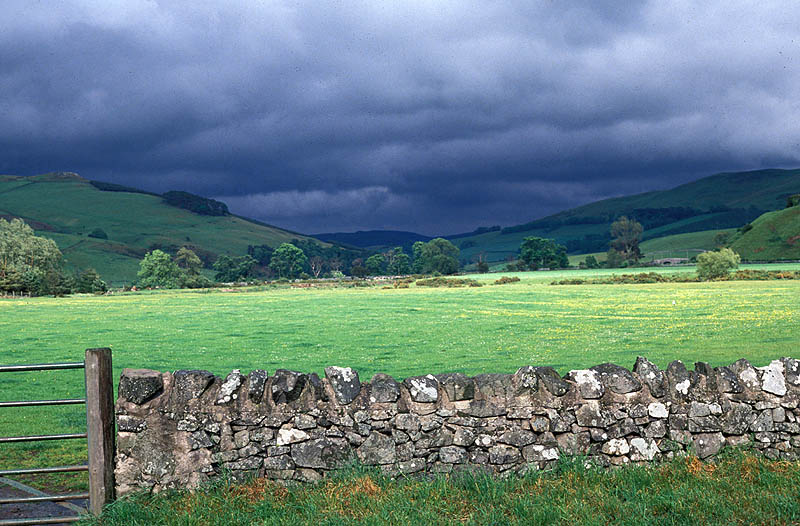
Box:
xmin=114 ymin=356 xmax=800 ymax=494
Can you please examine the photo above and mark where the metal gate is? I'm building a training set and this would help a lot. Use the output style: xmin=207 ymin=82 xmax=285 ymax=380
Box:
xmin=0 ymin=348 xmax=114 ymax=525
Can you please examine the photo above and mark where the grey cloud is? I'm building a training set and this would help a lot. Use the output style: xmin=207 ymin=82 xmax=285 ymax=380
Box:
xmin=1 ymin=1 xmax=799 ymax=234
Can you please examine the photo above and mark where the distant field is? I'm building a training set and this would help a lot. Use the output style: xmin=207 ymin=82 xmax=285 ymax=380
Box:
xmin=1 ymin=264 xmax=799 ymax=491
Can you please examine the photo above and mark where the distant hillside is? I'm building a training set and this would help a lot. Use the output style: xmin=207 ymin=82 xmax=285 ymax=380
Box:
xmin=313 ymin=230 xmax=433 ymax=249
xmin=454 ymin=168 xmax=800 ymax=264
xmin=0 ymin=173 xmax=329 ymax=284
xmin=729 ymin=203 xmax=800 ymax=261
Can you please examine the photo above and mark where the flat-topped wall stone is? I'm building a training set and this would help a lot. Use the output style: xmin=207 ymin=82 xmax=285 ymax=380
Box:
xmin=115 ymin=357 xmax=800 ymax=495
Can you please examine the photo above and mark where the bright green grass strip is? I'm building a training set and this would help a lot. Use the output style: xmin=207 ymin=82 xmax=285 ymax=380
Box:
xmin=78 ymin=450 xmax=800 ymax=526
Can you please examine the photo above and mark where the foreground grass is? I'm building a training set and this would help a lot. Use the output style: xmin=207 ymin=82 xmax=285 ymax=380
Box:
xmin=1 ymin=265 xmax=799 ymax=492
xmin=79 ymin=450 xmax=800 ymax=526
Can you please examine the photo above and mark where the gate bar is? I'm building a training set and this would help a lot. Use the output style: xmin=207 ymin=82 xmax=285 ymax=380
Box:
xmin=0 ymin=363 xmax=84 ymax=373
xmin=0 ymin=465 xmax=88 ymax=477
xmin=0 ymin=399 xmax=85 ymax=408
xmin=0 ymin=493 xmax=90 ymax=505
xmin=0 ymin=433 xmax=87 ymax=443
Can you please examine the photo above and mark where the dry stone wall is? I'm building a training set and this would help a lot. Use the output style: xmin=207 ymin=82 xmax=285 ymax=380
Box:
xmin=115 ymin=357 xmax=800 ymax=494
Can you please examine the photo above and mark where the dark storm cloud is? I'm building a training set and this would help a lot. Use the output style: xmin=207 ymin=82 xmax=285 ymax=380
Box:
xmin=2 ymin=1 xmax=799 ymax=234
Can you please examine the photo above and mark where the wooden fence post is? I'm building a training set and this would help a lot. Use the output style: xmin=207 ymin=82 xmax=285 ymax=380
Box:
xmin=85 ymin=347 xmax=115 ymax=515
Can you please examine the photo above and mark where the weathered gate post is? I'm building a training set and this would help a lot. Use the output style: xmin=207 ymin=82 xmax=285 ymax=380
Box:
xmin=85 ymin=347 xmax=115 ymax=515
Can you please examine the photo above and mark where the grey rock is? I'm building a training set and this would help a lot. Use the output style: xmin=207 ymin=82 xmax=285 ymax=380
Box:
xmin=488 ymin=445 xmax=521 ymax=464
xmin=694 ymin=362 xmax=718 ymax=392
xmin=233 ymin=430 xmax=249 ymax=448
xmin=247 ymin=370 xmax=268 ymax=402
xmin=119 ymin=369 xmax=164 ymax=405
xmin=228 ymin=457 xmax=262 ymax=470
xmin=645 ymin=420 xmax=666 ymax=438
xmin=473 ymin=373 xmax=512 ymax=399
xmin=117 ymin=415 xmax=147 ymax=432
xmin=590 ymin=363 xmax=642 ymax=394
xmin=512 ymin=366 xmax=539 ymax=395
xmin=715 ymin=366 xmax=743 ymax=394
xmin=173 ymin=370 xmax=215 ymax=403
xmin=271 ymin=369 xmax=308 ymax=404
xmin=216 ymin=370 xmax=244 ymax=404
xmin=439 ymin=445 xmax=468 ymax=464
xmin=436 ymin=373 xmax=475 ymax=401
xmin=498 ymin=429 xmax=536 ymax=447
xmin=190 ymin=431 xmax=214 ymax=450
xmin=750 ymin=410 xmax=774 ymax=433
xmin=634 ymin=357 xmax=667 ymax=397
xmin=453 ymin=427 xmax=476 ymax=446
xmin=395 ymin=413 xmax=421 ymax=434
xmin=693 ymin=433 xmax=724 ymax=459
xmin=398 ymin=458 xmax=426 ymax=473
xmin=729 ymin=359 xmax=761 ymax=391
xmin=535 ymin=367 xmax=570 ymax=396
xmin=666 ymin=361 xmax=696 ymax=398
xmin=722 ymin=403 xmax=754 ymax=435
xmin=295 ymin=414 xmax=317 ymax=430
xmin=263 ymin=455 xmax=293 ymax=470
xmin=780 ymin=358 xmax=800 ymax=387
xmin=369 ymin=373 xmax=400 ymax=403
xmin=403 ymin=375 xmax=439 ymax=403
xmin=356 ymin=432 xmax=396 ymax=465
xmin=576 ymin=402 xmax=615 ymax=428
xmin=325 ymin=366 xmax=361 ymax=405
xmin=565 ymin=369 xmax=604 ymax=399
xmin=458 ymin=400 xmax=506 ymax=418
xmin=530 ymin=416 xmax=550 ymax=433
xmin=291 ymin=438 xmax=351 ymax=469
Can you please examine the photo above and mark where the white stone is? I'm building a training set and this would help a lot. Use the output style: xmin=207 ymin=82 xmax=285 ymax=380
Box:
xmin=569 ymin=369 xmax=604 ymax=398
xmin=409 ymin=376 xmax=438 ymax=401
xmin=216 ymin=370 xmax=243 ymax=404
xmin=601 ymin=438 xmax=630 ymax=456
xmin=629 ymin=437 xmax=659 ymax=461
xmin=648 ymin=402 xmax=668 ymax=419
xmin=675 ymin=379 xmax=690 ymax=395
xmin=276 ymin=428 xmax=310 ymax=446
xmin=759 ymin=360 xmax=787 ymax=396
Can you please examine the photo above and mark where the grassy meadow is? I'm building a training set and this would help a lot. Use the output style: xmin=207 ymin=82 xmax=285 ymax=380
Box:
xmin=1 ymin=264 xmax=799 ymax=496
xmin=80 ymin=450 xmax=800 ymax=526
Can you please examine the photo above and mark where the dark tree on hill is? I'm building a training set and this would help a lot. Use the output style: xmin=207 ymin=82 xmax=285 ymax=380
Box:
xmin=268 ymin=243 xmax=308 ymax=279
xmin=413 ymin=238 xmax=461 ymax=275
xmin=76 ymin=268 xmax=107 ymax=293
xmin=213 ymin=254 xmax=257 ymax=282
xmin=175 ymin=247 xmax=203 ymax=275
xmin=162 ymin=191 xmax=229 ymax=216
xmin=519 ymin=237 xmax=569 ymax=270
xmin=137 ymin=250 xmax=184 ymax=288
xmin=386 ymin=247 xmax=411 ymax=275
xmin=365 ymin=254 xmax=386 ymax=275
xmin=609 ymin=216 xmax=643 ymax=264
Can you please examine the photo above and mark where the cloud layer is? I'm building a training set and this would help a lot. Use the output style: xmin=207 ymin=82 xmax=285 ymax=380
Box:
xmin=2 ymin=1 xmax=799 ymax=234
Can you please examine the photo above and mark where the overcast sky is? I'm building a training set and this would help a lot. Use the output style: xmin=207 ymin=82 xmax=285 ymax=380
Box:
xmin=2 ymin=1 xmax=799 ymax=234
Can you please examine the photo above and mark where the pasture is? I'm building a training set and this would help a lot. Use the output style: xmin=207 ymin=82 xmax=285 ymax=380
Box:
xmin=1 ymin=264 xmax=799 ymax=493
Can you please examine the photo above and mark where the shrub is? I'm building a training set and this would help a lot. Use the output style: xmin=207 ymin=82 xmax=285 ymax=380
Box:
xmin=415 ymin=277 xmax=483 ymax=288
xmin=88 ymin=228 xmax=108 ymax=239
xmin=696 ymin=248 xmax=741 ymax=280
xmin=494 ymin=276 xmax=520 ymax=285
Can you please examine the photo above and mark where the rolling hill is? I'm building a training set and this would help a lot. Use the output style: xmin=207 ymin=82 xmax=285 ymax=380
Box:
xmin=452 ymin=168 xmax=800 ymax=264
xmin=0 ymin=172 xmax=330 ymax=284
xmin=729 ymin=201 xmax=800 ymax=261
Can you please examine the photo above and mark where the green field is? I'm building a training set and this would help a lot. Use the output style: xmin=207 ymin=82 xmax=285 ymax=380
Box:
xmin=1 ymin=264 xmax=799 ymax=494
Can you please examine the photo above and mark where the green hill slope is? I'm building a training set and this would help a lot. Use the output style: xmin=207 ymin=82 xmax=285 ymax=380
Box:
xmin=0 ymin=173 xmax=327 ymax=284
xmin=454 ymin=168 xmax=800 ymax=263
xmin=729 ymin=205 xmax=800 ymax=261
